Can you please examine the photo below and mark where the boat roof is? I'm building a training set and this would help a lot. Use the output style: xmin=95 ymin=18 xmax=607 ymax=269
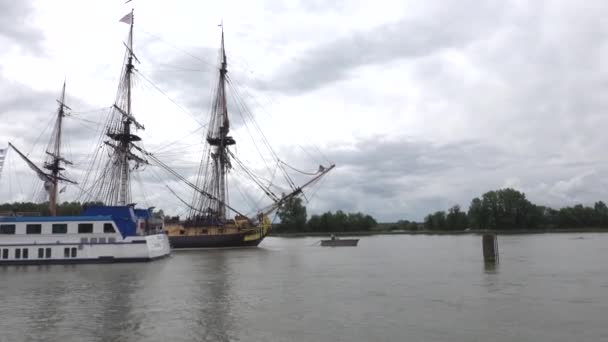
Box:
xmin=0 ymin=215 xmax=113 ymax=223
xmin=82 ymin=206 xmax=149 ymax=237
xmin=134 ymin=208 xmax=151 ymax=219
xmin=0 ymin=206 xmax=153 ymax=238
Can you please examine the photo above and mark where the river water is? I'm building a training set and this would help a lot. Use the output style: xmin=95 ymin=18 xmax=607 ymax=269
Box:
xmin=1 ymin=234 xmax=607 ymax=341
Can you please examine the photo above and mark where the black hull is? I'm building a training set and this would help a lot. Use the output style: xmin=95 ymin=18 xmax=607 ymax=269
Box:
xmin=169 ymin=231 xmax=266 ymax=249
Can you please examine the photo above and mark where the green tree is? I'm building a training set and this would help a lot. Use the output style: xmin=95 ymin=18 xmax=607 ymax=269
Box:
xmin=467 ymin=197 xmax=486 ymax=229
xmin=424 ymin=211 xmax=446 ymax=230
xmin=594 ymin=201 xmax=608 ymax=227
xmin=276 ymin=196 xmax=307 ymax=232
xmin=467 ymin=188 xmax=538 ymax=229
xmin=446 ymin=205 xmax=468 ymax=230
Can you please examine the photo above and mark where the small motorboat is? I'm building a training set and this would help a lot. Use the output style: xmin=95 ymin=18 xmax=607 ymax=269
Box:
xmin=320 ymin=235 xmax=359 ymax=247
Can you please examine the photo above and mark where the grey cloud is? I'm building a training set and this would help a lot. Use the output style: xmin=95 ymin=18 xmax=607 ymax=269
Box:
xmin=296 ymin=0 xmax=348 ymax=12
xmin=144 ymin=46 xmax=217 ymax=118
xmin=0 ymin=0 xmax=44 ymax=53
xmin=276 ymin=138 xmax=515 ymax=220
xmin=264 ymin=0 xmax=509 ymax=93
xmin=291 ymin=132 xmax=608 ymax=221
xmin=145 ymin=43 xmax=268 ymax=130
xmin=0 ymin=77 xmax=95 ymax=147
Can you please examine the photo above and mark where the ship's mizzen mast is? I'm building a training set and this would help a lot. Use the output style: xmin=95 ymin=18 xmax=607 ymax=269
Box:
xmin=88 ymin=10 xmax=147 ymax=205
xmin=45 ymin=81 xmax=73 ymax=215
xmin=8 ymin=82 xmax=76 ymax=215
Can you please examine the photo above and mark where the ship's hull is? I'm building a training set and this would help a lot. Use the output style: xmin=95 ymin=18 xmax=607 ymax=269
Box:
xmin=169 ymin=230 xmax=267 ymax=249
xmin=166 ymin=215 xmax=272 ymax=249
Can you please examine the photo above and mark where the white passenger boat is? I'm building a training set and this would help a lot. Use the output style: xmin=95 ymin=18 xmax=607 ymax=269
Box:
xmin=0 ymin=206 xmax=170 ymax=265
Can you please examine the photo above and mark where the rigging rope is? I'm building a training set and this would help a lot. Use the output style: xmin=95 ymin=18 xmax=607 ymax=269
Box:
xmin=279 ymin=160 xmax=322 ymax=176
xmin=135 ymin=69 xmax=207 ymax=129
xmin=139 ymin=29 xmax=215 ymax=68
xmin=226 ymin=76 xmax=298 ymax=192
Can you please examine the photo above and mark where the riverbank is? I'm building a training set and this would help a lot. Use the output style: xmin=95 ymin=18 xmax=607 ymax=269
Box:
xmin=269 ymin=227 xmax=608 ymax=237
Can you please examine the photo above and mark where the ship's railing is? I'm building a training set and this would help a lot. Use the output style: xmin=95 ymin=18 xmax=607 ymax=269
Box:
xmin=0 ymin=211 xmax=42 ymax=217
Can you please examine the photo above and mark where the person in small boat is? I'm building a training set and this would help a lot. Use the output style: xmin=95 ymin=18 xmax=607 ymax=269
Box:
xmin=330 ymin=234 xmax=336 ymax=241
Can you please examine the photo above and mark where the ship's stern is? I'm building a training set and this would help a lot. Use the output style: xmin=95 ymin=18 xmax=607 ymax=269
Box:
xmin=145 ymin=233 xmax=171 ymax=260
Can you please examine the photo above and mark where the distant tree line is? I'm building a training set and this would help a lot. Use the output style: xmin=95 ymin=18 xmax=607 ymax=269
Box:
xmin=274 ymin=197 xmax=377 ymax=233
xmin=421 ymin=188 xmax=608 ymax=231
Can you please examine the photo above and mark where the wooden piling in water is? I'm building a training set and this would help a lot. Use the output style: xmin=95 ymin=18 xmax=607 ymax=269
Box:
xmin=482 ymin=234 xmax=499 ymax=263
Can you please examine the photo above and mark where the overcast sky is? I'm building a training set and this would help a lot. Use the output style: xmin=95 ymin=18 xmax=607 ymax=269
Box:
xmin=1 ymin=0 xmax=608 ymax=222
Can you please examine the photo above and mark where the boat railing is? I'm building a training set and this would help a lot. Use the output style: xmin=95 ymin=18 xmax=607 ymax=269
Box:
xmin=14 ymin=211 xmax=42 ymax=217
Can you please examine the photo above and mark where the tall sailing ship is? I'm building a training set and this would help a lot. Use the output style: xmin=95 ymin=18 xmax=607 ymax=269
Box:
xmin=0 ymin=11 xmax=170 ymax=265
xmin=163 ymin=29 xmax=334 ymax=248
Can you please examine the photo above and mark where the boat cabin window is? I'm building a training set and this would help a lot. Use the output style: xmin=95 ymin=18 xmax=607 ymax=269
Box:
xmin=103 ymin=223 xmax=115 ymax=233
xmin=26 ymin=224 xmax=42 ymax=234
xmin=71 ymin=248 xmax=77 ymax=258
xmin=108 ymin=237 xmax=116 ymax=243
xmin=0 ymin=224 xmax=16 ymax=234
xmin=78 ymin=223 xmax=94 ymax=234
xmin=22 ymin=249 xmax=28 ymax=259
xmin=52 ymin=224 xmax=68 ymax=234
xmin=98 ymin=237 xmax=106 ymax=244
xmin=45 ymin=248 xmax=51 ymax=258
xmin=15 ymin=249 xmax=21 ymax=259
xmin=38 ymin=248 xmax=44 ymax=259
xmin=2 ymin=249 xmax=8 ymax=259
xmin=90 ymin=238 xmax=98 ymax=244
xmin=64 ymin=248 xmax=70 ymax=258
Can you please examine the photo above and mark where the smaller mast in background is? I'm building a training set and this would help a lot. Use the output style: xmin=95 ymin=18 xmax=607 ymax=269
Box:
xmin=9 ymin=82 xmax=76 ymax=215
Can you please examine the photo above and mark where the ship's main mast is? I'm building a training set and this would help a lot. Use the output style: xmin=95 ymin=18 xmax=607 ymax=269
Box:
xmin=118 ymin=10 xmax=136 ymax=205
xmin=99 ymin=9 xmax=147 ymax=205
xmin=207 ymin=27 xmax=235 ymax=221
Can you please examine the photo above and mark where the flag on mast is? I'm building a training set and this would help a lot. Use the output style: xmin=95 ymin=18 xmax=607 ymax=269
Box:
xmin=0 ymin=147 xmax=7 ymax=181
xmin=119 ymin=12 xmax=133 ymax=25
